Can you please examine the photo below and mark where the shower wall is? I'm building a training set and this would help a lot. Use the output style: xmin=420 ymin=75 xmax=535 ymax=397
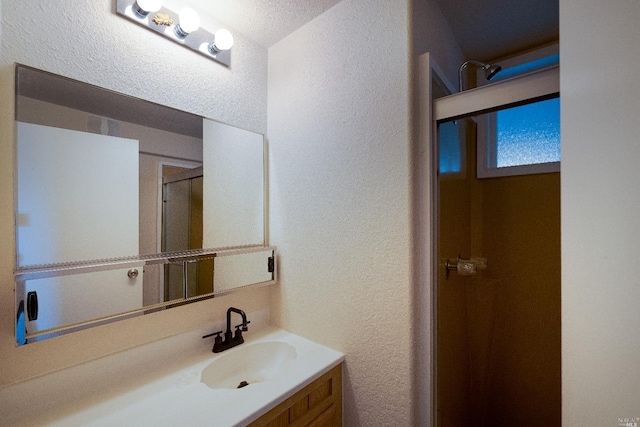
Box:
xmin=438 ymin=120 xmax=561 ymax=426
xmin=480 ymin=172 xmax=560 ymax=425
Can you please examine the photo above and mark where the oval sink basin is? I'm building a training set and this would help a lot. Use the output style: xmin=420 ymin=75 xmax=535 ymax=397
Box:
xmin=200 ymin=341 xmax=297 ymax=389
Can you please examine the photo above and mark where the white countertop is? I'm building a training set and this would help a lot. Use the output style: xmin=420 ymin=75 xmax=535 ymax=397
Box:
xmin=43 ymin=328 xmax=344 ymax=427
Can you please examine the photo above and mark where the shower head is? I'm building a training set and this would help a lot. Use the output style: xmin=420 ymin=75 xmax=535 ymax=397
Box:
xmin=458 ymin=60 xmax=502 ymax=92
xmin=484 ymin=63 xmax=502 ymax=81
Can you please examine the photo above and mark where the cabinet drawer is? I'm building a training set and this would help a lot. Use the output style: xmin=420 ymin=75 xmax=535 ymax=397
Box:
xmin=249 ymin=363 xmax=342 ymax=427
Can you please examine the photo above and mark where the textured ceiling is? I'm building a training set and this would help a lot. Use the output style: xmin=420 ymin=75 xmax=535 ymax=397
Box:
xmin=187 ymin=0 xmax=557 ymax=60
xmin=434 ymin=0 xmax=559 ymax=61
xmin=188 ymin=0 xmax=343 ymax=47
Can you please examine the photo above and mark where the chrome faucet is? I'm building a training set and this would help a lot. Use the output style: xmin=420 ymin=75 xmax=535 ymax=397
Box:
xmin=202 ymin=307 xmax=250 ymax=353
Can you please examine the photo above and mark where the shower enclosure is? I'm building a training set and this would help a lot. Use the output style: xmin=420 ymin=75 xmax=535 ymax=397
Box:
xmin=162 ymin=165 xmax=213 ymax=301
xmin=430 ymin=64 xmax=561 ymax=426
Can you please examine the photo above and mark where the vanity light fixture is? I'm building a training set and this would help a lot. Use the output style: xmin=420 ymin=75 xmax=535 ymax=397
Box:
xmin=116 ymin=0 xmax=232 ymax=67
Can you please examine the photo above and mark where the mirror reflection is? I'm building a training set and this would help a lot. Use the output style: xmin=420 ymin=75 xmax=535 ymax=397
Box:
xmin=16 ymin=247 xmax=275 ymax=344
xmin=14 ymin=65 xmax=273 ymax=344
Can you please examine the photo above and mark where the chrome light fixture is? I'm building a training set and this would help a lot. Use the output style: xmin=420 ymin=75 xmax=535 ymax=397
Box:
xmin=458 ymin=60 xmax=502 ymax=92
xmin=116 ymin=0 xmax=233 ymax=67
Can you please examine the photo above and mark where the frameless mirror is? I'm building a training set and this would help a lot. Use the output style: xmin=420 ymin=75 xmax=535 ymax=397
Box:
xmin=13 ymin=64 xmax=275 ymax=344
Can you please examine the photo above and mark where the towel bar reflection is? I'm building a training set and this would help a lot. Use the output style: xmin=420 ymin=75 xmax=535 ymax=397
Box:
xmin=445 ymin=255 xmax=487 ymax=280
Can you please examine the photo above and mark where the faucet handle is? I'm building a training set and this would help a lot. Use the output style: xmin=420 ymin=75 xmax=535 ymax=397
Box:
xmin=202 ymin=330 xmax=223 ymax=339
xmin=203 ymin=331 xmax=224 ymax=353
xmin=235 ymin=320 xmax=251 ymax=332
xmin=233 ymin=324 xmax=248 ymax=341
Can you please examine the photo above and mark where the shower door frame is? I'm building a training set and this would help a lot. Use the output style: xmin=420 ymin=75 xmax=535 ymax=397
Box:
xmin=426 ymin=61 xmax=559 ymax=425
xmin=433 ymin=65 xmax=559 ymax=121
xmin=156 ymin=160 xmax=203 ymax=302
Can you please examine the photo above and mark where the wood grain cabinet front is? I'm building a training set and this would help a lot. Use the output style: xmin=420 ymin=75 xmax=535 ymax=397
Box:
xmin=249 ymin=363 xmax=342 ymax=427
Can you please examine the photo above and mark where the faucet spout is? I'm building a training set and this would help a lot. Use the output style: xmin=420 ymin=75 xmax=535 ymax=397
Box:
xmin=226 ymin=307 xmax=248 ymax=336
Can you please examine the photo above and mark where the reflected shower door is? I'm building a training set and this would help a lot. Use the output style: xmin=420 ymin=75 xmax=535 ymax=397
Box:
xmin=162 ymin=167 xmax=212 ymax=301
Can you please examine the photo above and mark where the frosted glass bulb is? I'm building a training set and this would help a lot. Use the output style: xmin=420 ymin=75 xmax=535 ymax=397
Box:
xmin=178 ymin=8 xmax=200 ymax=33
xmin=213 ymin=29 xmax=234 ymax=51
xmin=136 ymin=0 xmax=162 ymax=13
xmin=133 ymin=0 xmax=162 ymax=17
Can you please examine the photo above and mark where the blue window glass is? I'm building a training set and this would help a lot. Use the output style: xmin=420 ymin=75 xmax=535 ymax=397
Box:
xmin=492 ymin=54 xmax=559 ymax=82
xmin=495 ymin=97 xmax=560 ymax=168
xmin=438 ymin=120 xmax=461 ymax=174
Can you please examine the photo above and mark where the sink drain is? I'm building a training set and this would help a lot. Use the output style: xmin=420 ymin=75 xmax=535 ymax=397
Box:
xmin=237 ymin=381 xmax=250 ymax=389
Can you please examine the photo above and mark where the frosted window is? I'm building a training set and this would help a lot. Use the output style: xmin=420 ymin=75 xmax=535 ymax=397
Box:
xmin=496 ymin=98 xmax=560 ymax=167
xmin=477 ymin=95 xmax=560 ymax=178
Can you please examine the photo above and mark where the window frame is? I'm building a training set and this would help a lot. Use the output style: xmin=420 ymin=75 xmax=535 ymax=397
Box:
xmin=476 ymin=96 xmax=560 ymax=179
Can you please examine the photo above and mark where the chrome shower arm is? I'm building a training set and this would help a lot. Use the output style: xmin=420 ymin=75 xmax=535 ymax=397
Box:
xmin=458 ymin=60 xmax=502 ymax=92
xmin=459 ymin=60 xmax=484 ymax=92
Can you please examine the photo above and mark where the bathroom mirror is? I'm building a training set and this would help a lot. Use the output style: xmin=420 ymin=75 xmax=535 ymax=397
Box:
xmin=14 ymin=64 xmax=274 ymax=344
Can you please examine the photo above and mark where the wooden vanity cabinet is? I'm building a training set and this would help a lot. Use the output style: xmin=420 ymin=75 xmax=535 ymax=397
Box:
xmin=249 ymin=363 xmax=342 ymax=427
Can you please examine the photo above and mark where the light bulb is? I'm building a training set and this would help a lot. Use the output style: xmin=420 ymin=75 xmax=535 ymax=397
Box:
xmin=174 ymin=8 xmax=200 ymax=38
xmin=133 ymin=0 xmax=162 ymax=17
xmin=210 ymin=29 xmax=234 ymax=52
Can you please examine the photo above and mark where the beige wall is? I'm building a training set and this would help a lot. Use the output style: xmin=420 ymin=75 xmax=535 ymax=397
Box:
xmin=267 ymin=0 xmax=413 ymax=425
xmin=561 ymin=0 xmax=640 ymax=423
xmin=0 ymin=0 xmax=270 ymax=387
xmin=412 ymin=0 xmax=465 ymax=87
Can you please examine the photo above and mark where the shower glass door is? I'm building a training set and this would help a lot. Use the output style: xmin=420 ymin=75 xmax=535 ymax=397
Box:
xmin=434 ymin=73 xmax=561 ymax=426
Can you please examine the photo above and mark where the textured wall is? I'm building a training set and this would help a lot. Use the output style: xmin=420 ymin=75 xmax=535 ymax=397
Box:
xmin=561 ymin=0 xmax=640 ymax=424
xmin=267 ymin=0 xmax=413 ymax=425
xmin=1 ymin=1 xmax=267 ymax=133
xmin=412 ymin=0 xmax=465 ymax=88
xmin=0 ymin=0 xmax=270 ymax=386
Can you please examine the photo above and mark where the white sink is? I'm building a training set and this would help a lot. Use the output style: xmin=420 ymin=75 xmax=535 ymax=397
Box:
xmin=200 ymin=341 xmax=297 ymax=389
xmin=27 ymin=328 xmax=344 ymax=427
